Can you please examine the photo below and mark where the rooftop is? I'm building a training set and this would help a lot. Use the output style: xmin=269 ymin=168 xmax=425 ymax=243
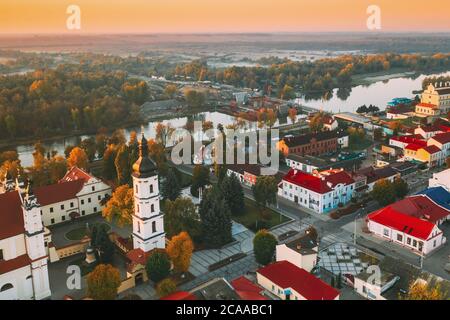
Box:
xmin=284 ymin=233 xmax=318 ymax=255
xmin=0 ymin=191 xmax=25 ymax=240
xmin=282 ymin=168 xmax=354 ymax=194
xmin=430 ymin=132 xmax=450 ymax=145
xmin=368 ymin=207 xmax=436 ymax=240
xmin=231 ymin=276 xmax=267 ymax=300
xmin=34 ymin=180 xmax=84 ymax=206
xmin=282 ymin=130 xmax=339 ymax=148
xmin=257 ymin=261 xmax=340 ymax=300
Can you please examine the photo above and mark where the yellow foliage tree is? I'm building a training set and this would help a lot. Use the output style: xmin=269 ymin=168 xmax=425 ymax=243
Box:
xmin=167 ymin=231 xmax=194 ymax=274
xmin=87 ymin=264 xmax=121 ymax=300
xmin=67 ymin=147 xmax=88 ymax=169
xmin=102 ymin=185 xmax=134 ymax=226
xmin=404 ymin=279 xmax=447 ymax=300
xmin=156 ymin=278 xmax=177 ymax=298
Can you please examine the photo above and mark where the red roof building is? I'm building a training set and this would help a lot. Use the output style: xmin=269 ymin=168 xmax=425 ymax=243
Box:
xmin=34 ymin=180 xmax=84 ymax=206
xmin=61 ymin=166 xmax=93 ymax=183
xmin=282 ymin=169 xmax=354 ymax=194
xmin=257 ymin=261 xmax=340 ymax=300
xmin=367 ymin=202 xmax=445 ymax=255
xmin=231 ymin=276 xmax=268 ymax=300
xmin=0 ymin=191 xmax=25 ymax=240
xmin=160 ymin=291 xmax=197 ymax=300
xmin=430 ymin=132 xmax=450 ymax=145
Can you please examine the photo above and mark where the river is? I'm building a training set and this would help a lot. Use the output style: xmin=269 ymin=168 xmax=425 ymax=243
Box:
xmin=8 ymin=70 xmax=450 ymax=167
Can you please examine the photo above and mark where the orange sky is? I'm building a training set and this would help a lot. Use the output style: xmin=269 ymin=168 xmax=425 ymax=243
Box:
xmin=0 ymin=0 xmax=449 ymax=34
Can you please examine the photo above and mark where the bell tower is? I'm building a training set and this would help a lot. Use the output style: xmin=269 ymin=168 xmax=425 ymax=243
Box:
xmin=22 ymin=180 xmax=51 ymax=300
xmin=131 ymin=131 xmax=165 ymax=252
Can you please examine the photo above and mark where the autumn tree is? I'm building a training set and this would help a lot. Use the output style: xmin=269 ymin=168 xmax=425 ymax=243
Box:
xmin=146 ymin=250 xmax=171 ymax=283
xmin=288 ymin=107 xmax=297 ymax=124
xmin=102 ymin=185 xmax=134 ymax=226
xmin=403 ymin=279 xmax=447 ymax=300
xmin=164 ymin=84 xmax=178 ymax=99
xmin=67 ymin=147 xmax=88 ymax=169
xmin=253 ymin=230 xmax=277 ymax=265
xmin=167 ymin=232 xmax=194 ymax=274
xmin=155 ymin=123 xmax=175 ymax=148
xmin=86 ymin=264 xmax=121 ymax=300
xmin=156 ymin=278 xmax=177 ymax=298
xmin=309 ymin=112 xmax=325 ymax=133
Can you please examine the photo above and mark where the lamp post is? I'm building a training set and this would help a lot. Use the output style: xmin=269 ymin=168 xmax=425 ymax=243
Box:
xmin=354 ymin=205 xmax=365 ymax=246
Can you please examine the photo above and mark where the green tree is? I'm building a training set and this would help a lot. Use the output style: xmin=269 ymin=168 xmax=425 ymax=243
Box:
xmin=114 ymin=144 xmax=131 ymax=185
xmin=252 ymin=176 xmax=277 ymax=210
xmin=393 ymin=177 xmax=409 ymax=199
xmin=220 ymin=174 xmax=245 ymax=216
xmin=199 ymin=187 xmax=232 ymax=248
xmin=371 ymin=179 xmax=396 ymax=206
xmin=161 ymin=169 xmax=181 ymax=201
xmin=4 ymin=114 xmax=17 ymax=138
xmin=190 ymin=165 xmax=210 ymax=197
xmin=253 ymin=230 xmax=277 ymax=265
xmin=80 ymin=137 xmax=97 ymax=162
xmin=164 ymin=198 xmax=202 ymax=243
xmin=146 ymin=250 xmax=171 ymax=283
xmin=156 ymin=278 xmax=177 ymax=298
xmin=93 ymin=225 xmax=115 ymax=264
xmin=103 ymin=145 xmax=118 ymax=181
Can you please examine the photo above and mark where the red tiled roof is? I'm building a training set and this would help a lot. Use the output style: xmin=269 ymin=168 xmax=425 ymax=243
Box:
xmin=368 ymin=207 xmax=436 ymax=240
xmin=417 ymin=125 xmax=441 ymax=133
xmin=430 ymin=132 xmax=450 ymax=145
xmin=438 ymin=125 xmax=450 ymax=133
xmin=257 ymin=261 xmax=339 ymax=300
xmin=34 ymin=180 xmax=84 ymax=206
xmin=231 ymin=276 xmax=268 ymax=300
xmin=405 ymin=143 xmax=423 ymax=151
xmin=421 ymin=145 xmax=441 ymax=154
xmin=0 ymin=191 xmax=25 ymax=240
xmin=416 ymin=103 xmax=438 ymax=109
xmin=391 ymin=136 xmax=426 ymax=146
xmin=61 ymin=166 xmax=92 ymax=183
xmin=0 ymin=254 xmax=30 ymax=274
xmin=391 ymin=196 xmax=450 ymax=224
xmin=160 ymin=291 xmax=197 ymax=300
xmin=126 ymin=248 xmax=151 ymax=266
xmin=283 ymin=169 xmax=353 ymax=194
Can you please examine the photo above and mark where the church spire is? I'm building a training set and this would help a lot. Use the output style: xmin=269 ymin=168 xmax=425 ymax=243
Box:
xmin=132 ymin=126 xmax=157 ymax=178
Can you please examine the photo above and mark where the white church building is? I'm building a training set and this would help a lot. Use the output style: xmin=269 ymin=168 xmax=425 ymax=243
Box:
xmin=0 ymin=181 xmax=51 ymax=300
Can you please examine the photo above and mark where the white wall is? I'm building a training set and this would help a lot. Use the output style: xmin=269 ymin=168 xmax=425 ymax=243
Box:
xmin=276 ymin=244 xmax=317 ymax=272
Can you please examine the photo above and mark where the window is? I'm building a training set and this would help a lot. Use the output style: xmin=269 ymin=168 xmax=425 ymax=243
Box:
xmin=383 ymin=229 xmax=389 ymax=237
xmin=61 ymin=215 xmax=65 ymax=221
xmin=93 ymin=207 xmax=97 ymax=213
xmin=413 ymin=240 xmax=417 ymax=247
xmin=150 ymin=184 xmax=154 ymax=194
xmin=397 ymin=234 xmax=403 ymax=242
xmin=44 ymin=242 xmax=48 ymax=247
xmin=407 ymin=237 xmax=411 ymax=245
xmin=81 ymin=200 xmax=84 ymax=205
xmin=272 ymin=285 xmax=275 ymax=291
xmin=151 ymin=204 xmax=155 ymax=213
xmin=0 ymin=249 xmax=3 ymax=261
xmin=98 ymin=195 xmax=101 ymax=201
xmin=137 ymin=222 xmax=141 ymax=233
xmin=70 ymin=202 xmax=74 ymax=208
xmin=362 ymin=286 xmax=367 ymax=294
xmin=61 ymin=204 xmax=64 ymax=210
xmin=433 ymin=240 xmax=437 ymax=247
xmin=50 ymin=207 xmax=54 ymax=213
xmin=40 ymin=210 xmax=43 ymax=215
xmin=92 ymin=186 xmax=95 ymax=192
xmin=51 ymin=218 xmax=55 ymax=224
xmin=82 ymin=210 xmax=85 ymax=216
xmin=152 ymin=221 xmax=156 ymax=233
xmin=0 ymin=283 xmax=13 ymax=292
xmin=88 ymin=198 xmax=91 ymax=203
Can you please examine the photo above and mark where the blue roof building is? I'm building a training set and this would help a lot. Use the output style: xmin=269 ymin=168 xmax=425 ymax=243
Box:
xmin=416 ymin=187 xmax=450 ymax=211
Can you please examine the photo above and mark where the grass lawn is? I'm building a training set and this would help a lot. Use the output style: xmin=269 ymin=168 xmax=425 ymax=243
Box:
xmin=232 ymin=199 xmax=290 ymax=233
xmin=65 ymin=222 xmax=111 ymax=241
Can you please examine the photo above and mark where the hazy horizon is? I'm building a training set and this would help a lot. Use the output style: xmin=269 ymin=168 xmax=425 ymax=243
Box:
xmin=1 ymin=0 xmax=449 ymax=34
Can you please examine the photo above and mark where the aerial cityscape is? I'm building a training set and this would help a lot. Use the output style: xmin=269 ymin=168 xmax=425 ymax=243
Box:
xmin=1 ymin=0 xmax=450 ymax=307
